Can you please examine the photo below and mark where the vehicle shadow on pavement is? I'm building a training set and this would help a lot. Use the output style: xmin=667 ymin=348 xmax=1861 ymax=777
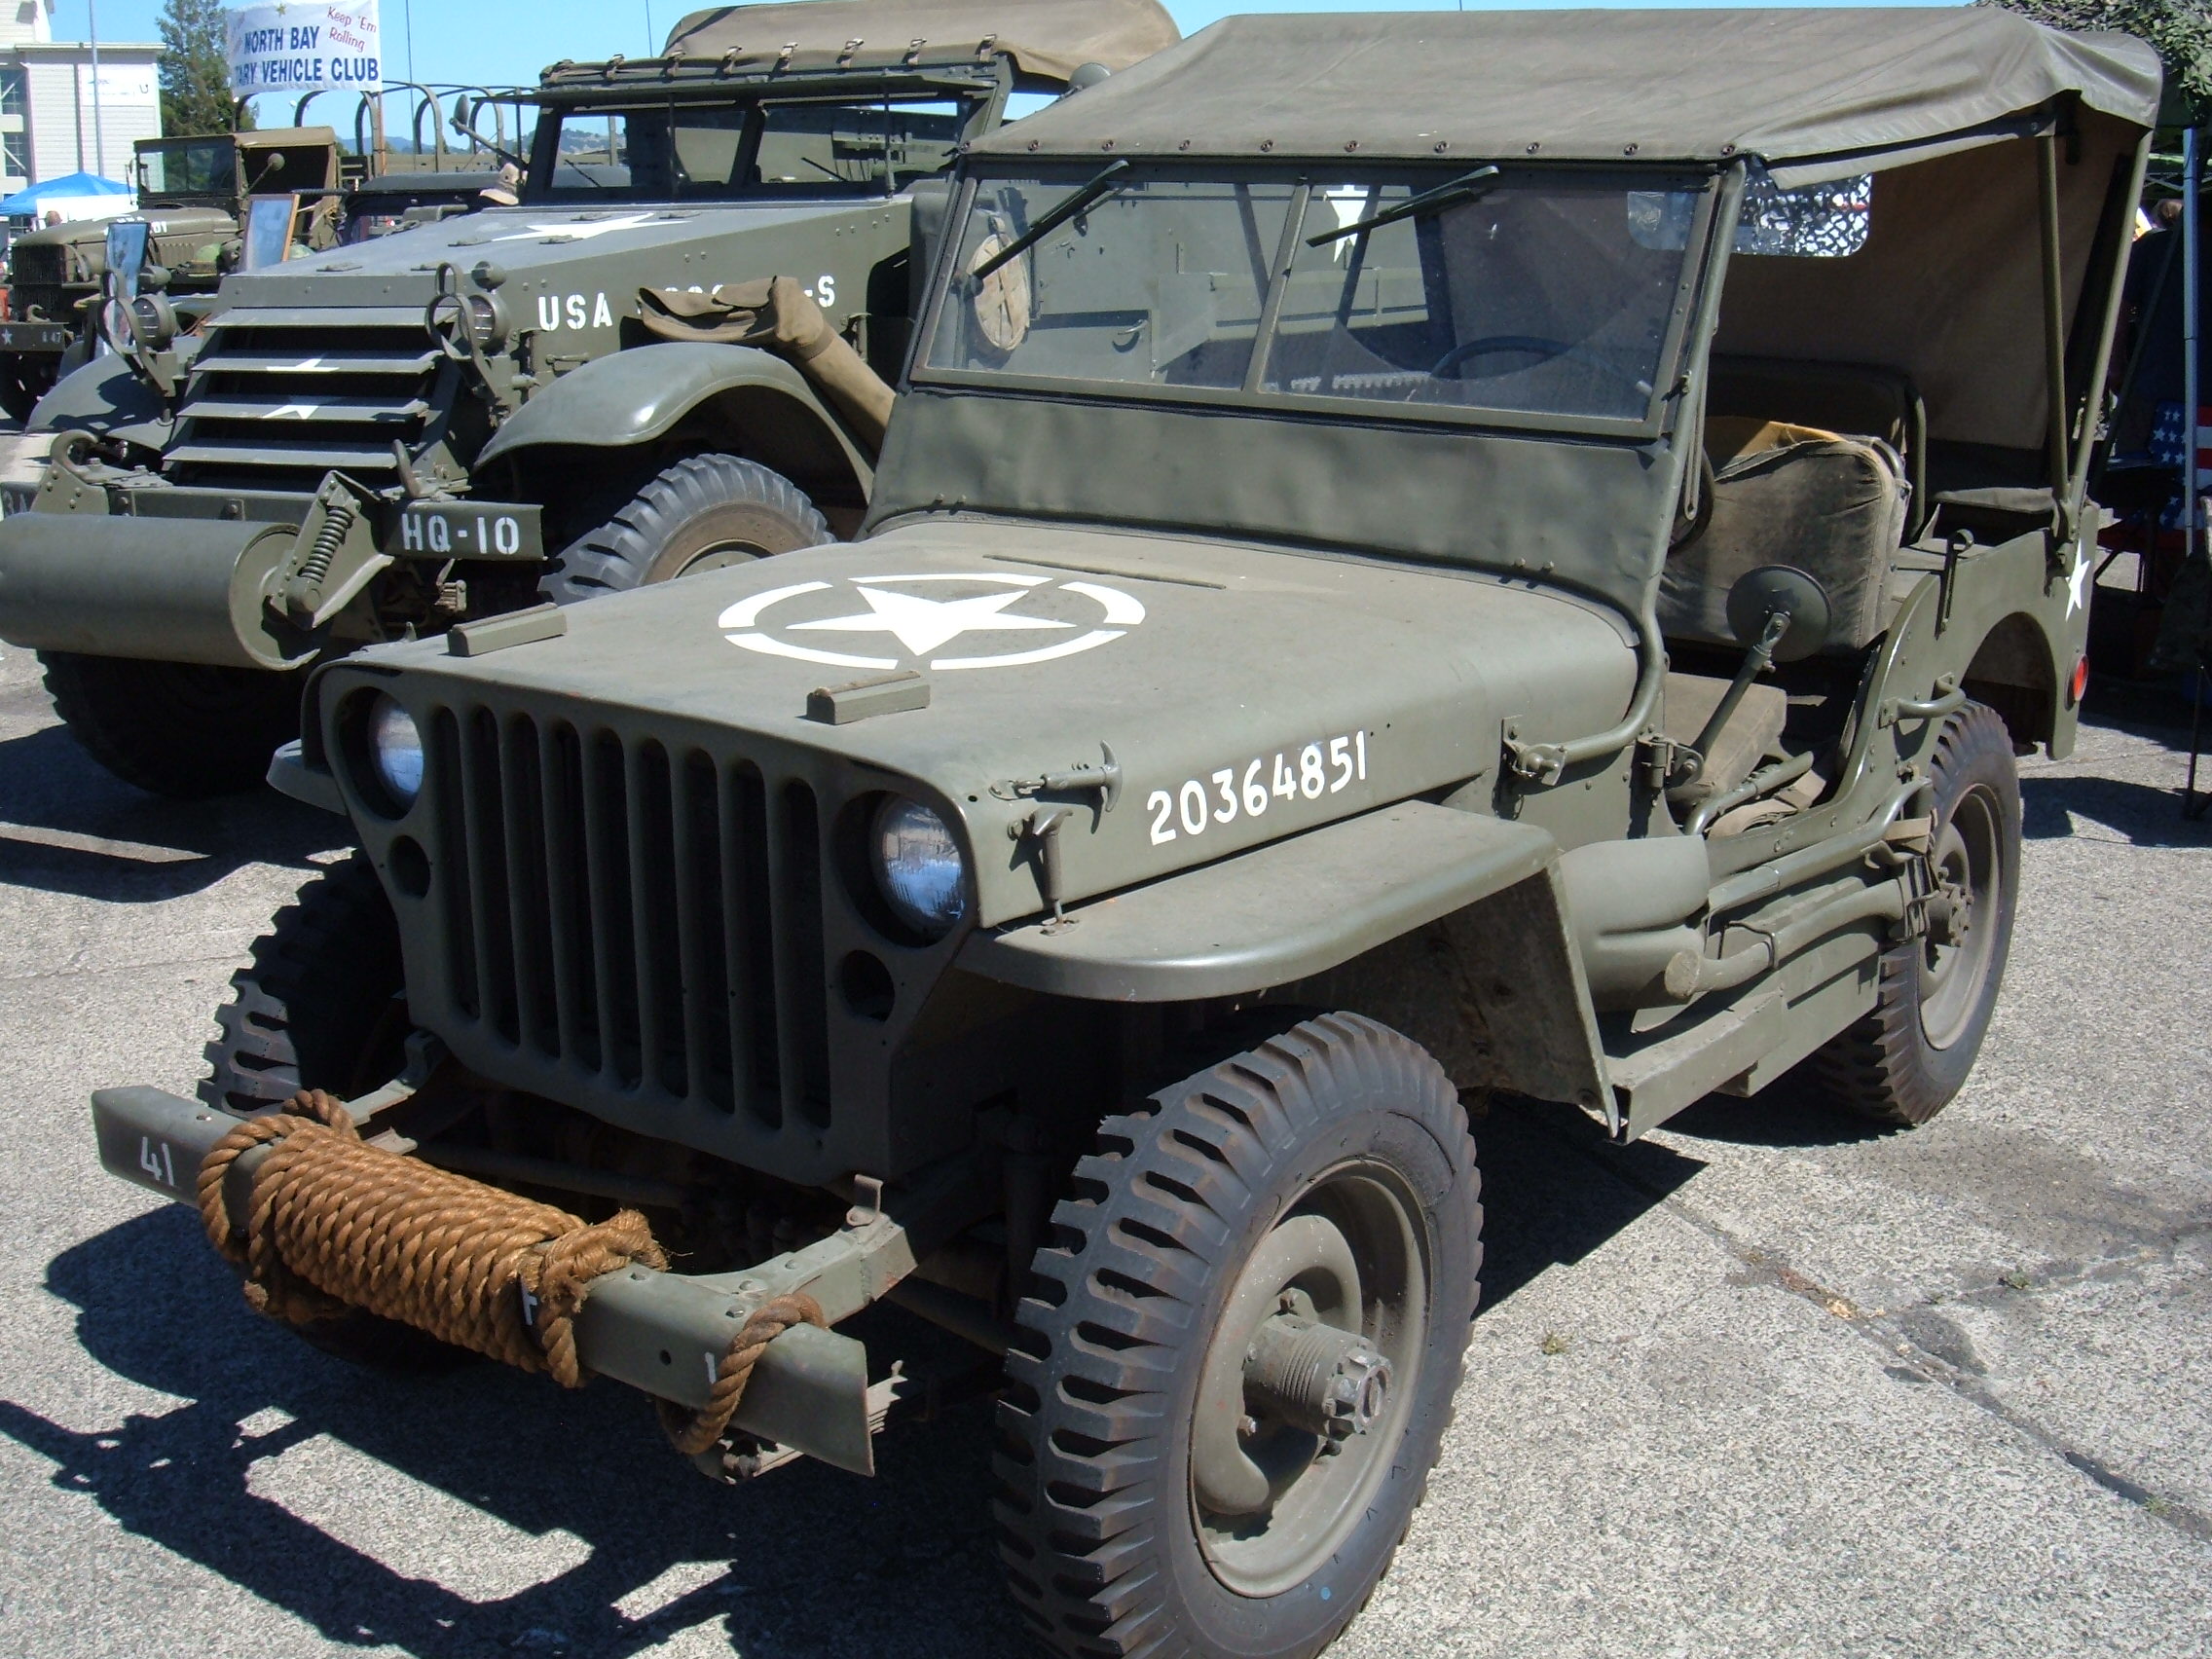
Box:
xmin=1469 ymin=1096 xmax=1708 ymax=1308
xmin=0 ymin=723 xmax=345 ymax=902
xmin=9 ymin=1203 xmax=1028 ymax=1659
xmin=2019 ymin=770 xmax=2212 ymax=847
xmin=5 ymin=1110 xmax=1707 ymax=1657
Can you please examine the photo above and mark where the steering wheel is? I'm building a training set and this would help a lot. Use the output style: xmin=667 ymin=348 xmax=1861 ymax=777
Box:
xmin=1427 ymin=334 xmax=1652 ymax=402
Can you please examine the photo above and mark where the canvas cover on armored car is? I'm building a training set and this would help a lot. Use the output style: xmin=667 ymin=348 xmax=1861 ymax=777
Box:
xmin=662 ymin=0 xmax=1179 ymax=85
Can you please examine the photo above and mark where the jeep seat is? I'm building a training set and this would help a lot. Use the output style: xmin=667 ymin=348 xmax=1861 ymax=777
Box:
xmin=1659 ymin=416 xmax=1910 ymax=654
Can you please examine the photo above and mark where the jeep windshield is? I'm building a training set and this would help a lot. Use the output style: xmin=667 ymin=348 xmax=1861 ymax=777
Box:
xmin=919 ymin=166 xmax=1712 ymax=426
xmin=528 ymin=90 xmax=977 ymax=204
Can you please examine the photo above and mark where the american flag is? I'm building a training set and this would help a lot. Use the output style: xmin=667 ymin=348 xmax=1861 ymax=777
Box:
xmin=2150 ymin=401 xmax=2212 ymax=471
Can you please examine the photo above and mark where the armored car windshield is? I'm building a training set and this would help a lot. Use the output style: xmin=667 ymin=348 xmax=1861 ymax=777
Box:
xmin=532 ymin=92 xmax=974 ymax=203
xmin=920 ymin=166 xmax=1709 ymax=424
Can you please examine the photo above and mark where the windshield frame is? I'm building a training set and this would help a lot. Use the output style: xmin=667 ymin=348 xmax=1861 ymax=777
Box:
xmin=134 ymin=135 xmax=238 ymax=200
xmin=523 ymin=67 xmax=1006 ymax=207
xmin=909 ymin=159 xmax=1723 ymax=442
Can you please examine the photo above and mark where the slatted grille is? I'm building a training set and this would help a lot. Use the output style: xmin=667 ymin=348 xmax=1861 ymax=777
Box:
xmin=428 ymin=702 xmax=830 ymax=1128
xmin=168 ymin=311 xmax=440 ymax=485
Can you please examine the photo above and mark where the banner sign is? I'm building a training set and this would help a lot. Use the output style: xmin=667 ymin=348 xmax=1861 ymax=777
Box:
xmin=227 ymin=3 xmax=382 ymax=96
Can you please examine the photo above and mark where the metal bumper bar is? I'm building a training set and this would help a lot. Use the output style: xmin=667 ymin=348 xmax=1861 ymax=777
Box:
xmin=92 ymin=1085 xmax=908 ymax=1475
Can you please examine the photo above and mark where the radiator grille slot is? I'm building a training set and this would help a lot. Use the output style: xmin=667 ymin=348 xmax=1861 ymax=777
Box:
xmin=166 ymin=312 xmax=440 ymax=486
xmin=428 ymin=704 xmax=819 ymax=1127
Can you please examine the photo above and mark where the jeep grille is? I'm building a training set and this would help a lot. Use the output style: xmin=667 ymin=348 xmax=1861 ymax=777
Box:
xmin=166 ymin=306 xmax=440 ymax=488
xmin=424 ymin=701 xmax=833 ymax=1131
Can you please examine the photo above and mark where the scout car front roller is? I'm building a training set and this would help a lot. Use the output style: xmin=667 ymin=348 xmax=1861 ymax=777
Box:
xmin=998 ymin=1014 xmax=1482 ymax=1658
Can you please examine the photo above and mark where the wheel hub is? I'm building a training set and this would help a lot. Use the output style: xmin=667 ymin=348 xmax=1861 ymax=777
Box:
xmin=1243 ymin=1310 xmax=1391 ymax=1447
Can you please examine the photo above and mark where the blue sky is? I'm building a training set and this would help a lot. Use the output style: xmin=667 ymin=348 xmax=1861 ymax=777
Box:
xmin=72 ymin=0 xmax=1954 ymax=106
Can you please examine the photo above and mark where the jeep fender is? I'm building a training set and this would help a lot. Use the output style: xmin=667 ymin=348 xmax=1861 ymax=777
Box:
xmin=959 ymin=800 xmax=1612 ymax=1116
xmin=475 ymin=341 xmax=873 ymax=508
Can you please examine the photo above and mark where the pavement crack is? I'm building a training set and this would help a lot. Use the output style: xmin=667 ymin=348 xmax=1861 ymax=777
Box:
xmin=1539 ymin=1117 xmax=2212 ymax=1547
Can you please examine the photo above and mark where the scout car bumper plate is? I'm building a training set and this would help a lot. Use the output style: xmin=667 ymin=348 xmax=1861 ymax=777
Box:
xmin=92 ymin=1085 xmax=884 ymax=1475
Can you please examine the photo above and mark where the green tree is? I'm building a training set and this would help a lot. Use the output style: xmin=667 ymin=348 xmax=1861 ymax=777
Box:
xmin=158 ymin=0 xmax=249 ymax=135
xmin=1984 ymin=0 xmax=2212 ymax=113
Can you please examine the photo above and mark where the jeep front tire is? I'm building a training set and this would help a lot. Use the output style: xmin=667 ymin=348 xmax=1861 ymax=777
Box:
xmin=996 ymin=1013 xmax=1482 ymax=1659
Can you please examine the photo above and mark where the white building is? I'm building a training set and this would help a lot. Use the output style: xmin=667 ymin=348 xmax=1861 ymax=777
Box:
xmin=0 ymin=1 xmax=164 ymax=197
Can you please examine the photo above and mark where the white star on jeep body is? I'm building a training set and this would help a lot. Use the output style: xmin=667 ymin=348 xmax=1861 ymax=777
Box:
xmin=791 ymin=586 xmax=1073 ymax=657
xmin=2067 ymin=542 xmax=2095 ymax=616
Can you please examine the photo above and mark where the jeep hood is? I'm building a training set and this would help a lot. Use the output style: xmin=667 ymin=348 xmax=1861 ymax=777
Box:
xmin=343 ymin=519 xmax=1637 ymax=926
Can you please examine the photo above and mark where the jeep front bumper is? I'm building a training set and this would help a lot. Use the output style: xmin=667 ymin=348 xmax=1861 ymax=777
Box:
xmin=92 ymin=1084 xmax=912 ymax=1476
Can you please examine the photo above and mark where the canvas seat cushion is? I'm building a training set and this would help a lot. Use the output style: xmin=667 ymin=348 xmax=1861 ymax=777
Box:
xmin=1660 ymin=417 xmax=1908 ymax=653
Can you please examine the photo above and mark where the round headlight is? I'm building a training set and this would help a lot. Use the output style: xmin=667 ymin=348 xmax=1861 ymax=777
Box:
xmin=873 ymin=796 xmax=967 ymax=940
xmin=367 ymin=694 xmax=424 ymax=809
xmin=464 ymin=293 xmax=505 ymax=349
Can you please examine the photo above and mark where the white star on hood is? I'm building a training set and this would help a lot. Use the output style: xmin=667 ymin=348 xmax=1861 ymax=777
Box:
xmin=790 ymin=585 xmax=1073 ymax=658
xmin=490 ymin=211 xmax=664 ymax=243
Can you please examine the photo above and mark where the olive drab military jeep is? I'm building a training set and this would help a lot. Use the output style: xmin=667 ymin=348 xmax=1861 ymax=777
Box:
xmin=0 ymin=0 xmax=1177 ymax=798
xmin=87 ymin=11 xmax=2159 ymax=1657
xmin=0 ymin=128 xmax=348 ymax=421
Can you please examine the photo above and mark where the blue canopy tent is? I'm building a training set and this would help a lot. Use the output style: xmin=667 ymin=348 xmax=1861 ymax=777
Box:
xmin=0 ymin=171 xmax=134 ymax=225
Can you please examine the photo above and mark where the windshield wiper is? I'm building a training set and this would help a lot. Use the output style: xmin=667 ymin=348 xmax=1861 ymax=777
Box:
xmin=972 ymin=159 xmax=1131 ymax=279
xmin=1306 ymin=165 xmax=1499 ymax=247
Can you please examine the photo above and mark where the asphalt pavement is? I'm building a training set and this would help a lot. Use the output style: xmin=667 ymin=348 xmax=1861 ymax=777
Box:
xmin=1 ymin=596 xmax=2209 ymax=1656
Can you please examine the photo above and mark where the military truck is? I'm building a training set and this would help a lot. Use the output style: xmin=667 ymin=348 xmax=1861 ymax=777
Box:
xmin=86 ymin=11 xmax=2157 ymax=1655
xmin=0 ymin=0 xmax=1177 ymax=798
xmin=0 ymin=128 xmax=345 ymax=419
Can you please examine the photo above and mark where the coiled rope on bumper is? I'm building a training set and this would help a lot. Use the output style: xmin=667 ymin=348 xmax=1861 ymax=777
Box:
xmin=196 ymin=1090 xmax=822 ymax=1453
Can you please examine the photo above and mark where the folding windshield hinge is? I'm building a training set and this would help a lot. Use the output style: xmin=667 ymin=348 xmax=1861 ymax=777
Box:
xmin=1635 ymin=730 xmax=1696 ymax=795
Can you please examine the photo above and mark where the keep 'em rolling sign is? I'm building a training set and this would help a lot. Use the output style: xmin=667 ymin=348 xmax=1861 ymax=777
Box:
xmin=227 ymin=2 xmax=383 ymax=94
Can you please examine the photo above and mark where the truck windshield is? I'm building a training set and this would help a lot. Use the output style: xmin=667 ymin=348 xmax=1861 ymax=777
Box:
xmin=531 ymin=93 xmax=973 ymax=203
xmin=922 ymin=167 xmax=1707 ymax=424
xmin=137 ymin=138 xmax=232 ymax=198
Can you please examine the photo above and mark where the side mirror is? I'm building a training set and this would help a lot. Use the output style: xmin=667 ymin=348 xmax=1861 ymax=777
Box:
xmin=1725 ymin=564 xmax=1831 ymax=663
xmin=1062 ymin=62 xmax=1111 ymax=96
xmin=453 ymin=94 xmax=475 ymax=129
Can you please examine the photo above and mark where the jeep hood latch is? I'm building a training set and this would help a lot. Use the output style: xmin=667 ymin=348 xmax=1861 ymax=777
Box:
xmin=989 ymin=741 xmax=1122 ymax=812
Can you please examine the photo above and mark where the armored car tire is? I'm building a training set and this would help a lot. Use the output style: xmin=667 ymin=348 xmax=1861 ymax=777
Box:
xmin=38 ymin=651 xmax=303 ymax=799
xmin=1809 ymin=701 xmax=2021 ymax=1127
xmin=997 ymin=1013 xmax=1481 ymax=1659
xmin=0 ymin=357 xmax=55 ymax=423
xmin=538 ymin=453 xmax=831 ymax=605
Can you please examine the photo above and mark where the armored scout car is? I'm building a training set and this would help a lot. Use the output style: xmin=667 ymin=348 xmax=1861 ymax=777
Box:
xmin=0 ymin=128 xmax=347 ymax=420
xmin=0 ymin=0 xmax=1176 ymax=797
xmin=90 ymin=12 xmax=2158 ymax=1657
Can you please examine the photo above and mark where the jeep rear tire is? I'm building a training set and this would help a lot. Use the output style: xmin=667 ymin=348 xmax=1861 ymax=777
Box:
xmin=996 ymin=1013 xmax=1482 ymax=1659
xmin=538 ymin=453 xmax=830 ymax=606
xmin=39 ymin=651 xmax=303 ymax=799
xmin=1808 ymin=700 xmax=2020 ymax=1126
xmin=202 ymin=854 xmax=463 ymax=1372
